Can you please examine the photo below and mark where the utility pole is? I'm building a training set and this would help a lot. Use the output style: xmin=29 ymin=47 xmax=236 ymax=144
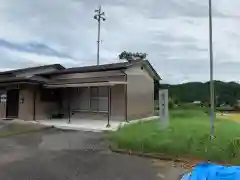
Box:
xmin=208 ymin=0 xmax=215 ymax=138
xmin=94 ymin=6 xmax=106 ymax=65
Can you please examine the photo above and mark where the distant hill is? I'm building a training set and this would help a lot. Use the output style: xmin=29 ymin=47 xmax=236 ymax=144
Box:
xmin=160 ymin=81 xmax=240 ymax=105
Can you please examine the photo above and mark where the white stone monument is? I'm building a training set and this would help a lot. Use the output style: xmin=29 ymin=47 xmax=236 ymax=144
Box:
xmin=159 ymin=89 xmax=169 ymax=129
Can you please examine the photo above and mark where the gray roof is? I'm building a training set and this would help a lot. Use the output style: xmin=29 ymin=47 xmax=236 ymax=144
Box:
xmin=0 ymin=60 xmax=161 ymax=84
xmin=41 ymin=61 xmax=131 ymax=75
xmin=0 ymin=76 xmax=48 ymax=84
xmin=41 ymin=60 xmax=161 ymax=80
xmin=0 ymin=64 xmax=65 ymax=76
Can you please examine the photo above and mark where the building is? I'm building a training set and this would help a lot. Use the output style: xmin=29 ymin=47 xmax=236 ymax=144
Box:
xmin=192 ymin=101 xmax=201 ymax=104
xmin=0 ymin=60 xmax=160 ymax=123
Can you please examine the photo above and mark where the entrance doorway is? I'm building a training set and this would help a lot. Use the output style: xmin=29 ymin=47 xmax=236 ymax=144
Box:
xmin=6 ymin=89 xmax=19 ymax=118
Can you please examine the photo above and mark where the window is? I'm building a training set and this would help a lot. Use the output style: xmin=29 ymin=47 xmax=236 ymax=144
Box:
xmin=77 ymin=88 xmax=90 ymax=111
xmin=90 ymin=87 xmax=108 ymax=112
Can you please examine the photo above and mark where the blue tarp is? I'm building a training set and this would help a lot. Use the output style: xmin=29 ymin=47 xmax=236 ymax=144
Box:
xmin=181 ymin=163 xmax=240 ymax=180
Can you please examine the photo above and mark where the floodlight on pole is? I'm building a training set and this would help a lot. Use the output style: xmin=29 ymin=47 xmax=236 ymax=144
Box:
xmin=208 ymin=0 xmax=215 ymax=138
xmin=93 ymin=6 xmax=106 ymax=65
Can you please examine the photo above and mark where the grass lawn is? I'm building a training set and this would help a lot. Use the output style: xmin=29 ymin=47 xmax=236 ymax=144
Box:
xmin=109 ymin=107 xmax=240 ymax=164
xmin=218 ymin=113 xmax=240 ymax=123
xmin=0 ymin=121 xmax=48 ymax=137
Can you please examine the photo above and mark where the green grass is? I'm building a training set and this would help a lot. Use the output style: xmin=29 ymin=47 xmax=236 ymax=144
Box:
xmin=0 ymin=123 xmax=49 ymax=137
xmin=109 ymin=107 xmax=240 ymax=163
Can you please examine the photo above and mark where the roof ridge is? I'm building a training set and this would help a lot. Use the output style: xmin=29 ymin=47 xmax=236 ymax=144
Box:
xmin=66 ymin=61 xmax=130 ymax=70
xmin=40 ymin=61 xmax=132 ymax=76
xmin=0 ymin=64 xmax=65 ymax=75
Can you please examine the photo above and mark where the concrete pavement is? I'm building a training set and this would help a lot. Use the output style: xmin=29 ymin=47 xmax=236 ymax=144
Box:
xmin=28 ymin=116 xmax=159 ymax=132
xmin=0 ymin=129 xmax=163 ymax=180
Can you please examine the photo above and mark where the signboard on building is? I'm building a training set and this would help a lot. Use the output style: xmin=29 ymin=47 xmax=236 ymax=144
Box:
xmin=0 ymin=94 xmax=7 ymax=103
xmin=159 ymin=89 xmax=169 ymax=129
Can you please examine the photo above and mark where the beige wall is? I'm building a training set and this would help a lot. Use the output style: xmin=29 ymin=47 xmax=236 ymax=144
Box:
xmin=18 ymin=86 xmax=34 ymax=120
xmin=0 ymin=90 xmax=6 ymax=119
xmin=18 ymin=85 xmax=58 ymax=120
xmin=35 ymin=88 xmax=58 ymax=120
xmin=111 ymin=85 xmax=125 ymax=121
xmin=0 ymin=103 xmax=6 ymax=119
xmin=126 ymin=65 xmax=155 ymax=120
xmin=0 ymin=87 xmax=36 ymax=120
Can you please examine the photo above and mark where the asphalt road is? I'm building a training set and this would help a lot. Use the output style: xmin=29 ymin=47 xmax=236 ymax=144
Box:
xmin=0 ymin=129 xmax=162 ymax=180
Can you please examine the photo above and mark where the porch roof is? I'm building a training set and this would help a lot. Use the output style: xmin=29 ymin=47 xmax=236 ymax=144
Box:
xmin=44 ymin=81 xmax=127 ymax=88
xmin=0 ymin=75 xmax=48 ymax=85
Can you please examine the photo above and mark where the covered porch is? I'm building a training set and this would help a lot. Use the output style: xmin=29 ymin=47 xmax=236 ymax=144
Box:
xmin=32 ymin=115 xmax=157 ymax=132
xmin=42 ymin=81 xmax=127 ymax=127
xmin=36 ymin=119 xmax=123 ymax=132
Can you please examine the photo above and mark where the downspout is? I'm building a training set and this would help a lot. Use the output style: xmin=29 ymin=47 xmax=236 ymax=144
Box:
xmin=120 ymin=69 xmax=128 ymax=122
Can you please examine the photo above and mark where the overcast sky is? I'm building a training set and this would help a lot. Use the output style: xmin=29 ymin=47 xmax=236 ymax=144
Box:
xmin=0 ymin=0 xmax=239 ymax=84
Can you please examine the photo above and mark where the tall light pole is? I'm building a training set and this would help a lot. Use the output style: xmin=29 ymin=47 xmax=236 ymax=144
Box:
xmin=94 ymin=6 xmax=106 ymax=65
xmin=208 ymin=0 xmax=215 ymax=138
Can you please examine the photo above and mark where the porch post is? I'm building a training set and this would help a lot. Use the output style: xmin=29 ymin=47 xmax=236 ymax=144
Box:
xmin=89 ymin=87 xmax=91 ymax=110
xmin=33 ymin=85 xmax=36 ymax=121
xmin=106 ymin=86 xmax=111 ymax=127
xmin=67 ymin=88 xmax=71 ymax=124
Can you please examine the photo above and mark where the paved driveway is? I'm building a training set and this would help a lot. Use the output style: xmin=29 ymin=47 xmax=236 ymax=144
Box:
xmin=0 ymin=129 xmax=162 ymax=180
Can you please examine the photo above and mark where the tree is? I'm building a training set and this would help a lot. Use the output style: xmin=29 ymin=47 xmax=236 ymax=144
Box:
xmin=162 ymin=81 xmax=240 ymax=106
xmin=119 ymin=51 xmax=147 ymax=62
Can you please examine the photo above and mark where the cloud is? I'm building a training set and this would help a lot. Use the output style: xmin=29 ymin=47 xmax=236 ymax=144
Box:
xmin=0 ymin=0 xmax=239 ymax=84
xmin=0 ymin=39 xmax=74 ymax=59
